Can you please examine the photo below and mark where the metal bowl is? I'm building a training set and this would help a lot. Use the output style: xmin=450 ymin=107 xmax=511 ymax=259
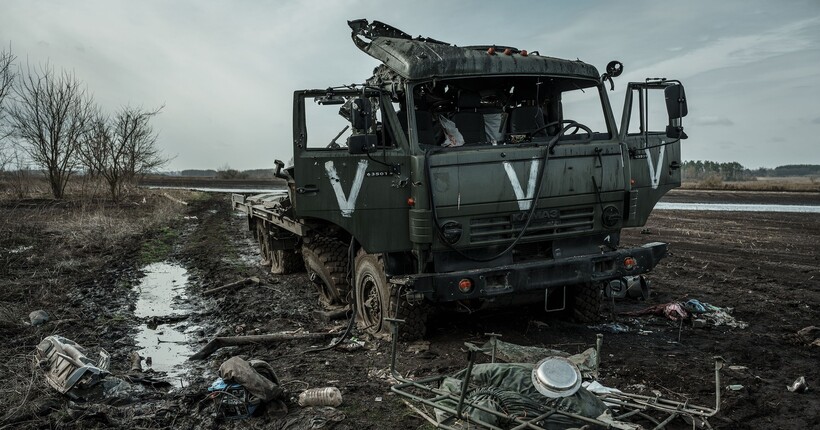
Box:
xmin=531 ymin=357 xmax=582 ymax=398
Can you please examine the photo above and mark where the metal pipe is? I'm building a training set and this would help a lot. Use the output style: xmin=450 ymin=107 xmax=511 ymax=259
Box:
xmin=456 ymin=349 xmax=477 ymax=419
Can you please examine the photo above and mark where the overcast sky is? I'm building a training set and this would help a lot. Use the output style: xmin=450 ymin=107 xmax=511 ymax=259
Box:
xmin=2 ymin=0 xmax=819 ymax=170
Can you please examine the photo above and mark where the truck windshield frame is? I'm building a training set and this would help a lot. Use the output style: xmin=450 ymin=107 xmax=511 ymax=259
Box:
xmin=403 ymin=75 xmax=614 ymax=152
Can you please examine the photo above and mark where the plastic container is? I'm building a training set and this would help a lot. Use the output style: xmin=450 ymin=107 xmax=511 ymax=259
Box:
xmin=298 ymin=387 xmax=343 ymax=407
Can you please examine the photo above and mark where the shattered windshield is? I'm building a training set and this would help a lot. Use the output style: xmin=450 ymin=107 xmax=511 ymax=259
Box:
xmin=400 ymin=76 xmax=610 ymax=149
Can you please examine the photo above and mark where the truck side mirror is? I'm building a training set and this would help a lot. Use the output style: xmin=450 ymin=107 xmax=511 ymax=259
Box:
xmin=665 ymin=84 xmax=688 ymax=139
xmin=664 ymin=84 xmax=687 ymax=119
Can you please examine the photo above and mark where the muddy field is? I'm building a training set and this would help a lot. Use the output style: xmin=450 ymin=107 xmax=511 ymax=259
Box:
xmin=0 ymin=189 xmax=818 ymax=429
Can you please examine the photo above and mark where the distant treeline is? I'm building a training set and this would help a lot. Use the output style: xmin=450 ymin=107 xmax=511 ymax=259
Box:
xmin=682 ymin=161 xmax=820 ymax=182
xmin=170 ymin=168 xmax=276 ymax=179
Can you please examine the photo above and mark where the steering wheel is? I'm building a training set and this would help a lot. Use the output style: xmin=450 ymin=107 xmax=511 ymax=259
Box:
xmin=560 ymin=120 xmax=592 ymax=137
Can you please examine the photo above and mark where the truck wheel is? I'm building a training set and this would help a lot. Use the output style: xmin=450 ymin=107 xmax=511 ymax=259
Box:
xmin=355 ymin=252 xmax=428 ymax=340
xmin=271 ymin=249 xmax=305 ymax=275
xmin=256 ymin=222 xmax=272 ymax=267
xmin=570 ymin=283 xmax=603 ymax=323
xmin=301 ymin=236 xmax=350 ymax=307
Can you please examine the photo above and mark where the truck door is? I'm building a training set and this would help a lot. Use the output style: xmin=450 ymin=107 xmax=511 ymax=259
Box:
xmin=620 ymin=80 xmax=687 ymax=227
xmin=292 ymin=90 xmax=412 ymax=252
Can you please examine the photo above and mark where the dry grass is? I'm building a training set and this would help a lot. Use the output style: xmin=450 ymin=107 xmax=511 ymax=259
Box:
xmin=682 ymin=177 xmax=820 ymax=192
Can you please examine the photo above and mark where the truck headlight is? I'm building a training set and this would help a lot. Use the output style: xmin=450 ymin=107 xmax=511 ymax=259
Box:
xmin=441 ymin=221 xmax=463 ymax=244
xmin=602 ymin=206 xmax=621 ymax=228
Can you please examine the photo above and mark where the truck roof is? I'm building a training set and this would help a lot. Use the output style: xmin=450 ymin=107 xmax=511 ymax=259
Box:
xmin=349 ymin=19 xmax=601 ymax=82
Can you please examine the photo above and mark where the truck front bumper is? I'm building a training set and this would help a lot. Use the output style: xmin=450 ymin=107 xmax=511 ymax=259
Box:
xmin=392 ymin=242 xmax=668 ymax=302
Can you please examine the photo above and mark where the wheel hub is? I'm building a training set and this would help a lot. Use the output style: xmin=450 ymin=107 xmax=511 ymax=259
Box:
xmin=360 ymin=274 xmax=382 ymax=332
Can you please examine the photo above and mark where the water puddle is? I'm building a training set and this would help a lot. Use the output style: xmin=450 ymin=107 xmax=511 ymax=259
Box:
xmin=133 ymin=262 xmax=196 ymax=387
xmin=656 ymin=202 xmax=820 ymax=213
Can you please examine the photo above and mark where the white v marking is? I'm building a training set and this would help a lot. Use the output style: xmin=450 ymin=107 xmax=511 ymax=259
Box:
xmin=325 ymin=160 xmax=368 ymax=217
xmin=503 ymin=160 xmax=541 ymax=211
xmin=644 ymin=145 xmax=666 ymax=190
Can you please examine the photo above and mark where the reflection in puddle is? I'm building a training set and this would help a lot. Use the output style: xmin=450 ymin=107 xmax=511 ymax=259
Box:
xmin=133 ymin=262 xmax=195 ymax=387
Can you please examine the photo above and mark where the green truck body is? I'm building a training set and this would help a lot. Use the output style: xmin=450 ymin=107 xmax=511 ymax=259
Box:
xmin=233 ymin=20 xmax=688 ymax=338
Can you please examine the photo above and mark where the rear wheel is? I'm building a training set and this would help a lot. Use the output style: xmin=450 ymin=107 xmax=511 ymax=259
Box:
xmin=355 ymin=252 xmax=428 ymax=340
xmin=271 ymin=248 xmax=305 ymax=275
xmin=301 ymin=236 xmax=350 ymax=307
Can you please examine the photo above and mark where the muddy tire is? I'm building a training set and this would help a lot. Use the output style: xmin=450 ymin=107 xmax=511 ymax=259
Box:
xmin=355 ymin=252 xmax=428 ymax=340
xmin=271 ymin=249 xmax=305 ymax=275
xmin=301 ymin=236 xmax=350 ymax=307
xmin=256 ymin=221 xmax=272 ymax=267
xmin=570 ymin=283 xmax=603 ymax=323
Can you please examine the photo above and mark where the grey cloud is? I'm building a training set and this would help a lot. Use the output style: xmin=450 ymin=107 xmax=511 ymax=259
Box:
xmin=692 ymin=116 xmax=735 ymax=126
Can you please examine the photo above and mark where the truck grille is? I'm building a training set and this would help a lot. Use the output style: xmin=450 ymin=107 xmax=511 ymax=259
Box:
xmin=469 ymin=206 xmax=595 ymax=244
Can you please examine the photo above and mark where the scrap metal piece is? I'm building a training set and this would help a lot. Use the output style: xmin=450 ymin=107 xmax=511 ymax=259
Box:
xmin=787 ymin=376 xmax=808 ymax=393
xmin=389 ymin=321 xmax=722 ymax=430
xmin=35 ymin=335 xmax=110 ymax=396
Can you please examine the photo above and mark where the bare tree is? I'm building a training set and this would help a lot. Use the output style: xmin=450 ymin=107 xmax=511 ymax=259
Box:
xmin=7 ymin=63 xmax=94 ymax=198
xmin=79 ymin=105 xmax=168 ymax=201
xmin=0 ymin=47 xmax=15 ymax=170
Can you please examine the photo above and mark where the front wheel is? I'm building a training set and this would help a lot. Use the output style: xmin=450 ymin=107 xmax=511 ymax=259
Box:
xmin=354 ymin=252 xmax=428 ymax=340
xmin=569 ymin=283 xmax=603 ymax=323
xmin=301 ymin=235 xmax=349 ymax=307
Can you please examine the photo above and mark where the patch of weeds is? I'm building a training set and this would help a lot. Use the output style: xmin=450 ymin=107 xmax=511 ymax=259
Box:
xmin=139 ymin=226 xmax=179 ymax=264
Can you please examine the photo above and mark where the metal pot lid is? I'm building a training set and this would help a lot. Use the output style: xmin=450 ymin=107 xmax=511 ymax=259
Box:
xmin=531 ymin=357 xmax=582 ymax=398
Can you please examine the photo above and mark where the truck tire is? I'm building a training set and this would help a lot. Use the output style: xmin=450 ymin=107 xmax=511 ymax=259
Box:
xmin=257 ymin=222 xmax=304 ymax=275
xmin=354 ymin=252 xmax=428 ymax=340
xmin=271 ymin=249 xmax=305 ymax=275
xmin=301 ymin=236 xmax=350 ymax=307
xmin=570 ymin=283 xmax=603 ymax=323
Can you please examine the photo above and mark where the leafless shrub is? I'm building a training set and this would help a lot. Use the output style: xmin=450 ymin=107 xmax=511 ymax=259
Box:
xmin=0 ymin=47 xmax=15 ymax=170
xmin=78 ymin=106 xmax=169 ymax=201
xmin=7 ymin=62 xmax=95 ymax=199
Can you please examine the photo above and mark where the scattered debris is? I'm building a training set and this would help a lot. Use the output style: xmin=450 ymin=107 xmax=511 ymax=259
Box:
xmin=162 ymin=192 xmax=188 ymax=205
xmin=208 ymin=356 xmax=286 ymax=420
xmin=622 ymin=299 xmax=748 ymax=328
xmin=313 ymin=307 xmax=351 ymax=322
xmin=203 ymin=276 xmax=261 ymax=296
xmin=35 ymin=335 xmax=110 ymax=396
xmin=129 ymin=351 xmax=143 ymax=372
xmin=28 ymin=309 xmax=49 ymax=326
xmin=335 ymin=338 xmax=365 ymax=352
xmin=728 ymin=365 xmax=748 ymax=372
xmin=406 ymin=340 xmax=430 ymax=354
xmin=298 ymin=387 xmax=343 ymax=407
xmin=189 ymin=331 xmax=337 ymax=360
xmin=787 ymin=376 xmax=808 ymax=393
xmin=726 ymin=384 xmax=744 ymax=391
xmin=796 ymin=326 xmax=820 ymax=346
xmin=589 ymin=322 xmax=630 ymax=333
xmin=392 ymin=332 xmax=722 ymax=429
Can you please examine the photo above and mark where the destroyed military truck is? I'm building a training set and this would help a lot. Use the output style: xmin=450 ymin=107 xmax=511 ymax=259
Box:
xmin=233 ymin=19 xmax=688 ymax=339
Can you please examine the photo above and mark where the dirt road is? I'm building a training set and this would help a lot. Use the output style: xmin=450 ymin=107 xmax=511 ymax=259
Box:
xmin=0 ymin=189 xmax=817 ymax=429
